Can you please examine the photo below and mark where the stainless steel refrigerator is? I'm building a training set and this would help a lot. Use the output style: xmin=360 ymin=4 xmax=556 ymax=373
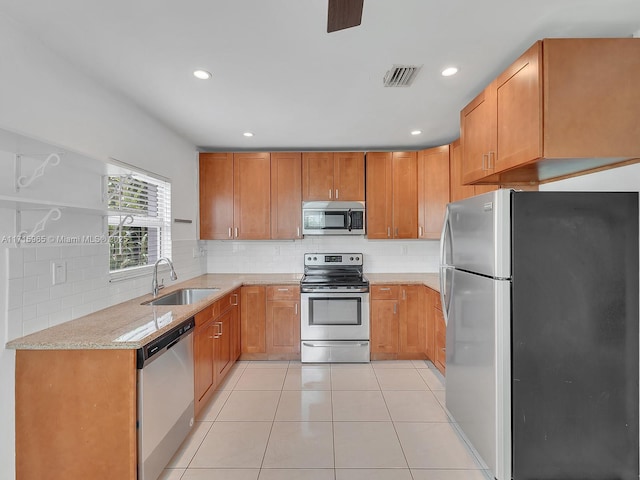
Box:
xmin=440 ymin=189 xmax=639 ymax=480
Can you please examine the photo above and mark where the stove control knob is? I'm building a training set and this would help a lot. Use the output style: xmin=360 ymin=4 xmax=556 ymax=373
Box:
xmin=350 ymin=256 xmax=354 ymax=261
xmin=313 ymin=256 xmax=317 ymax=261
xmin=356 ymin=256 xmax=360 ymax=261
xmin=307 ymin=256 xmax=312 ymax=261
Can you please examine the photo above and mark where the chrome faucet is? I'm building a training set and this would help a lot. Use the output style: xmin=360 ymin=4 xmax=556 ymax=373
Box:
xmin=151 ymin=257 xmax=178 ymax=297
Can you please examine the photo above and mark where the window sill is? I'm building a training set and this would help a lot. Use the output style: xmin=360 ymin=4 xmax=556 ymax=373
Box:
xmin=109 ymin=264 xmax=171 ymax=283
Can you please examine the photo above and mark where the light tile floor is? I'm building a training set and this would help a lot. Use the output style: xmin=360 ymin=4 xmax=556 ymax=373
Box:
xmin=161 ymin=360 xmax=491 ymax=480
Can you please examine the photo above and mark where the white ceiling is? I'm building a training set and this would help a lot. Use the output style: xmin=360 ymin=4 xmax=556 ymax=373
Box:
xmin=2 ymin=0 xmax=640 ymax=151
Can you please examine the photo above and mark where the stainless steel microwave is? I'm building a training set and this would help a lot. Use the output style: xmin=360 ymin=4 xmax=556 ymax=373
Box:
xmin=302 ymin=201 xmax=366 ymax=235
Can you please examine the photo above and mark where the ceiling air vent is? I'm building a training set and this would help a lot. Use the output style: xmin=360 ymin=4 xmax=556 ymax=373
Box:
xmin=383 ymin=65 xmax=422 ymax=87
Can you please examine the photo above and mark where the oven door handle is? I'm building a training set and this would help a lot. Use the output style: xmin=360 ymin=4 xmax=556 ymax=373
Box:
xmin=302 ymin=342 xmax=369 ymax=348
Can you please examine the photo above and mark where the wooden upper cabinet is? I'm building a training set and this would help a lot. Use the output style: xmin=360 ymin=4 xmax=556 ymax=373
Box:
xmin=461 ymin=82 xmax=497 ymax=185
xmin=199 ymin=152 xmax=271 ymax=240
xmin=495 ymin=42 xmax=542 ymax=174
xmin=391 ymin=152 xmax=418 ymax=239
xmin=302 ymin=152 xmax=364 ymax=201
xmin=199 ymin=153 xmax=234 ymax=240
xmin=233 ymin=152 xmax=271 ymax=239
xmin=462 ymin=38 xmax=640 ymax=185
xmin=366 ymin=152 xmax=417 ymax=239
xmin=449 ymin=139 xmax=476 ymax=202
xmin=450 ymin=139 xmax=498 ymax=202
xmin=365 ymin=152 xmax=393 ymax=239
xmin=271 ymin=152 xmax=302 ymax=239
xmin=302 ymin=152 xmax=334 ymax=200
xmin=418 ymin=145 xmax=450 ymax=239
xmin=334 ymin=152 xmax=365 ymax=201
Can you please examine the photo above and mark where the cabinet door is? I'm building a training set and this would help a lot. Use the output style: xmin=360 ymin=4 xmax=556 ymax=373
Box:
xmin=241 ymin=286 xmax=266 ymax=354
xmin=424 ymin=288 xmax=436 ymax=361
xmin=418 ymin=146 xmax=450 ymax=239
xmin=199 ymin=153 xmax=234 ymax=239
xmin=449 ymin=139 xmax=476 ymax=202
xmin=214 ymin=308 xmax=233 ymax=384
xmin=370 ymin=299 xmax=399 ymax=354
xmin=302 ymin=152 xmax=334 ymax=201
xmin=271 ymin=152 xmax=302 ymax=239
xmin=496 ymin=42 xmax=542 ymax=173
xmin=266 ymin=300 xmax=300 ymax=355
xmin=365 ymin=152 xmax=393 ymax=239
xmin=461 ymin=83 xmax=497 ymax=185
xmin=334 ymin=152 xmax=365 ymax=201
xmin=391 ymin=151 xmax=418 ymax=239
xmin=195 ymin=320 xmax=215 ymax=405
xmin=399 ymin=285 xmax=425 ymax=357
xmin=233 ymin=152 xmax=271 ymax=239
xmin=434 ymin=305 xmax=446 ymax=375
xmin=230 ymin=290 xmax=241 ymax=361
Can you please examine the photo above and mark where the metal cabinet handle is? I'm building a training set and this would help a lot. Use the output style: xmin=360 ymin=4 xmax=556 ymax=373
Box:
xmin=295 ymin=303 xmax=298 ymax=315
xmin=234 ymin=227 xmax=238 ymax=238
xmin=419 ymin=226 xmax=423 ymax=237
xmin=278 ymin=288 xmax=289 ymax=291
xmin=395 ymin=227 xmax=399 ymax=237
xmin=402 ymin=289 xmax=406 ymax=301
xmin=329 ymin=189 xmax=332 ymax=199
xmin=488 ymin=151 xmax=495 ymax=169
xmin=335 ymin=189 xmax=339 ymax=199
xmin=482 ymin=153 xmax=489 ymax=171
xmin=231 ymin=293 xmax=238 ymax=306
xmin=393 ymin=303 xmax=397 ymax=315
xmin=297 ymin=226 xmax=300 ymax=237
xmin=228 ymin=227 xmax=232 ymax=238
xmin=379 ymin=287 xmax=391 ymax=291
xmin=387 ymin=227 xmax=391 ymax=238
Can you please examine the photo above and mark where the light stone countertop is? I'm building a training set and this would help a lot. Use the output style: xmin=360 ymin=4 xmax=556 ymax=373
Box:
xmin=366 ymin=273 xmax=440 ymax=292
xmin=6 ymin=272 xmax=440 ymax=351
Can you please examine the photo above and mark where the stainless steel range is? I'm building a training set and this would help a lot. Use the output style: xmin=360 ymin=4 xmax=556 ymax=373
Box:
xmin=300 ymin=253 xmax=370 ymax=363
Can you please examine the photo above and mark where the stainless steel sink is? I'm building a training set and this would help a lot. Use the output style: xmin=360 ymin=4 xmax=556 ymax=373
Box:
xmin=142 ymin=288 xmax=220 ymax=306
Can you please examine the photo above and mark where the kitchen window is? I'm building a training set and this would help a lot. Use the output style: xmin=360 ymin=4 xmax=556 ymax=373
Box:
xmin=107 ymin=166 xmax=171 ymax=281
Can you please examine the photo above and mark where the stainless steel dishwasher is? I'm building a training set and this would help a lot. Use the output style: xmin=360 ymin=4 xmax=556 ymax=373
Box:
xmin=137 ymin=317 xmax=195 ymax=480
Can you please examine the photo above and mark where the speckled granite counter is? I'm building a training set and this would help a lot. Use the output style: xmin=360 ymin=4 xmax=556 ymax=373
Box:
xmin=7 ymin=272 xmax=440 ymax=351
xmin=6 ymin=273 xmax=301 ymax=351
xmin=366 ymin=273 xmax=440 ymax=292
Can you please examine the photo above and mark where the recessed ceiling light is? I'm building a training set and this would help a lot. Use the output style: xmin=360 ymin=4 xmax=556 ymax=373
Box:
xmin=411 ymin=130 xmax=423 ymax=136
xmin=193 ymin=70 xmax=212 ymax=80
xmin=243 ymin=132 xmax=254 ymax=137
xmin=441 ymin=67 xmax=459 ymax=77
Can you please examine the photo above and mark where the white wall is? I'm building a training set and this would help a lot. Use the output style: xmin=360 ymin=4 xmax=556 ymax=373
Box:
xmin=0 ymin=14 xmax=202 ymax=479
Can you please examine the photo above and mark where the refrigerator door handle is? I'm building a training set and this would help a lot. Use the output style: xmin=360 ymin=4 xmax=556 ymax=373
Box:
xmin=439 ymin=205 xmax=452 ymax=325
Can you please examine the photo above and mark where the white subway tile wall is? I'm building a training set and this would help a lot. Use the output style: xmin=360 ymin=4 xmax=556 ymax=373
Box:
xmin=205 ymin=237 xmax=440 ymax=274
xmin=5 ymin=239 xmax=207 ymax=341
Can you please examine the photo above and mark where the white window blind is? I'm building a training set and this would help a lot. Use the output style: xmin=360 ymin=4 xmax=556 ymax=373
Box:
xmin=107 ymin=171 xmax=171 ymax=275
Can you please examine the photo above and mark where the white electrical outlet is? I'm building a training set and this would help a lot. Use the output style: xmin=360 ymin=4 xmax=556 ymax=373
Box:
xmin=51 ymin=261 xmax=67 ymax=285
xmin=401 ymin=245 xmax=408 ymax=255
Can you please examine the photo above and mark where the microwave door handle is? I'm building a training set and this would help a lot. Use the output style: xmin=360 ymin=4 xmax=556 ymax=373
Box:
xmin=347 ymin=209 xmax=352 ymax=231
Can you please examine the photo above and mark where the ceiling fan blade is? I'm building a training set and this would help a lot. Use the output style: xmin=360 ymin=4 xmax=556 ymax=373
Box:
xmin=327 ymin=0 xmax=364 ymax=33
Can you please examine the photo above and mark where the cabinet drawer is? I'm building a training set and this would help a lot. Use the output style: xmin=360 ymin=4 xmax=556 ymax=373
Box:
xmin=371 ymin=285 xmax=400 ymax=300
xmin=267 ymin=285 xmax=300 ymax=301
xmin=195 ymin=304 xmax=216 ymax=327
xmin=217 ymin=290 xmax=240 ymax=312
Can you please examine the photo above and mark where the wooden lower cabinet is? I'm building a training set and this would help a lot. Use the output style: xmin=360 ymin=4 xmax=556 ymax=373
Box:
xmin=15 ymin=349 xmax=137 ymax=480
xmin=424 ymin=286 xmax=446 ymax=375
xmin=266 ymin=285 xmax=300 ymax=357
xmin=194 ymin=305 xmax=216 ymax=413
xmin=241 ymin=285 xmax=267 ymax=355
xmin=195 ymin=288 xmax=241 ymax=417
xmin=241 ymin=284 xmax=301 ymax=360
xmin=370 ymin=285 xmax=425 ymax=360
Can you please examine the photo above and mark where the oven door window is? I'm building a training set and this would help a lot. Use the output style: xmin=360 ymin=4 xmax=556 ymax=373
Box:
xmin=309 ymin=297 xmax=361 ymax=326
